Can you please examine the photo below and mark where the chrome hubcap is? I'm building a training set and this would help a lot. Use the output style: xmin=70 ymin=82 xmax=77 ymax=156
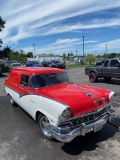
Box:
xmin=40 ymin=116 xmax=52 ymax=137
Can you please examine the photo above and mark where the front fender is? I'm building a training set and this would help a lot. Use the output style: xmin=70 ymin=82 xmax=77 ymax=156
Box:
xmin=29 ymin=94 xmax=68 ymax=126
xmin=89 ymin=69 xmax=98 ymax=76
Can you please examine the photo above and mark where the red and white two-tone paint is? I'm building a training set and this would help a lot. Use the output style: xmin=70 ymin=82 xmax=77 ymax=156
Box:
xmin=4 ymin=67 xmax=115 ymax=142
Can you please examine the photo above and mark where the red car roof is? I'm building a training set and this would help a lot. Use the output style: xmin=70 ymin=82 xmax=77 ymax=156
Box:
xmin=12 ymin=67 xmax=65 ymax=76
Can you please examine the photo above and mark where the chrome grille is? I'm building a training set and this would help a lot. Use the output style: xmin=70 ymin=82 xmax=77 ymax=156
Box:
xmin=70 ymin=107 xmax=107 ymax=126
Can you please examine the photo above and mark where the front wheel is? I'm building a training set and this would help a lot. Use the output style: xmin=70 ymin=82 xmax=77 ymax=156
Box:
xmin=38 ymin=114 xmax=53 ymax=140
xmin=89 ymin=72 xmax=98 ymax=83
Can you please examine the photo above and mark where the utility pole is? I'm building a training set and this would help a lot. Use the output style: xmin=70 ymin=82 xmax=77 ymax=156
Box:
xmin=76 ymin=49 xmax=78 ymax=57
xmin=32 ymin=44 xmax=35 ymax=60
xmin=81 ymin=36 xmax=85 ymax=61
xmin=106 ymin=44 xmax=107 ymax=59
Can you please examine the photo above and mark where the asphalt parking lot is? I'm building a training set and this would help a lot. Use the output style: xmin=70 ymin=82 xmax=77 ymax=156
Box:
xmin=0 ymin=68 xmax=120 ymax=160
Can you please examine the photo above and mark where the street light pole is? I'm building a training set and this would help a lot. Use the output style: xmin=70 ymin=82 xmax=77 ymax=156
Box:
xmin=106 ymin=44 xmax=107 ymax=59
xmin=81 ymin=36 xmax=85 ymax=60
xmin=76 ymin=49 xmax=78 ymax=57
xmin=32 ymin=44 xmax=35 ymax=60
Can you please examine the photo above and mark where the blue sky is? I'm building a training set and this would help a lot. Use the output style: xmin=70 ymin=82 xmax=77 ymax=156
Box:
xmin=0 ymin=0 xmax=120 ymax=56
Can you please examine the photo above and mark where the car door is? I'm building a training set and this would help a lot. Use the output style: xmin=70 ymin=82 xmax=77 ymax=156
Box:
xmin=109 ymin=59 xmax=120 ymax=77
xmin=102 ymin=60 xmax=110 ymax=77
xmin=42 ymin=61 xmax=48 ymax=67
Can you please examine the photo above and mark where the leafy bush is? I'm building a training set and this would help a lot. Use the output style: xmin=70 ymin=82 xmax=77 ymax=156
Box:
xmin=1 ymin=66 xmax=9 ymax=72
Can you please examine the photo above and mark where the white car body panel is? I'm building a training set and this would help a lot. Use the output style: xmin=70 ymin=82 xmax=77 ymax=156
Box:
xmin=5 ymin=86 xmax=67 ymax=126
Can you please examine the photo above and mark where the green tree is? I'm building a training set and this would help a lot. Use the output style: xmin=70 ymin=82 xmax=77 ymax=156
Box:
xmin=63 ymin=53 xmax=66 ymax=60
xmin=3 ymin=46 xmax=11 ymax=58
xmin=9 ymin=51 xmax=19 ymax=60
xmin=0 ymin=46 xmax=11 ymax=59
xmin=87 ymin=54 xmax=96 ymax=65
xmin=0 ymin=17 xmax=6 ymax=48
xmin=27 ymin=52 xmax=33 ymax=58
xmin=0 ymin=16 xmax=5 ymax=31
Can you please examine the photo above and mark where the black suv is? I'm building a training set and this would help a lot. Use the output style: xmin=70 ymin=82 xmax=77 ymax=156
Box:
xmin=26 ymin=61 xmax=43 ymax=67
xmin=41 ymin=61 xmax=57 ymax=68
xmin=51 ymin=60 xmax=66 ymax=69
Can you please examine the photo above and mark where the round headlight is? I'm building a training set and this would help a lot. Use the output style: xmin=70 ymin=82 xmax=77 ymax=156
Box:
xmin=61 ymin=108 xmax=71 ymax=119
xmin=109 ymin=92 xmax=116 ymax=101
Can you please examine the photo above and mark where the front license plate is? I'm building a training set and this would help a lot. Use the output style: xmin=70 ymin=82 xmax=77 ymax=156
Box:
xmin=94 ymin=123 xmax=103 ymax=132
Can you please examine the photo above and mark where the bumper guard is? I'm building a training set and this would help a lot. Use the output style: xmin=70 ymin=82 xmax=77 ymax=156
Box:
xmin=51 ymin=110 xmax=115 ymax=143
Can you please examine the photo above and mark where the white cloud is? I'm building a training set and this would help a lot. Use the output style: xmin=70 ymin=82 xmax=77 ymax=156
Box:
xmin=85 ymin=39 xmax=120 ymax=54
xmin=23 ymin=38 xmax=119 ymax=55
xmin=40 ymin=18 xmax=120 ymax=36
xmin=0 ymin=0 xmax=120 ymax=55
xmin=55 ymin=38 xmax=80 ymax=45
xmin=22 ymin=38 xmax=99 ymax=56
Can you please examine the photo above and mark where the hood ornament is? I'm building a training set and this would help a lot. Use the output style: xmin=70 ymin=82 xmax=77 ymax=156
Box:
xmin=84 ymin=92 xmax=93 ymax=98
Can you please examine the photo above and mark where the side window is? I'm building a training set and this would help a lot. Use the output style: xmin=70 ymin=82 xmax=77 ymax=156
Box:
xmin=110 ymin=60 xmax=119 ymax=67
xmin=104 ymin=60 xmax=109 ymax=67
xmin=20 ymin=75 xmax=29 ymax=87
xmin=31 ymin=75 xmax=46 ymax=88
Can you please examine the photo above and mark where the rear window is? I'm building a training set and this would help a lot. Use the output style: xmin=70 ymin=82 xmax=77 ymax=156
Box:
xmin=110 ymin=60 xmax=119 ymax=67
xmin=20 ymin=75 xmax=29 ymax=87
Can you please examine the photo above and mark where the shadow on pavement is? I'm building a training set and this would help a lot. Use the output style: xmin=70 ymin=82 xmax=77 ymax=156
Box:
xmin=0 ymin=95 xmax=119 ymax=157
xmin=0 ymin=73 xmax=9 ymax=78
xmin=61 ymin=124 xmax=119 ymax=155
xmin=98 ymin=78 xmax=120 ymax=85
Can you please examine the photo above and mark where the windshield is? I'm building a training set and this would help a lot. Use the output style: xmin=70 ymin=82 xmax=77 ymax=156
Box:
xmin=31 ymin=72 xmax=71 ymax=88
xmin=13 ymin=63 xmax=22 ymax=67
xmin=28 ymin=61 xmax=39 ymax=64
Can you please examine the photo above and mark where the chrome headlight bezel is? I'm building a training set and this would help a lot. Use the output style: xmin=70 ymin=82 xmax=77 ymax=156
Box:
xmin=109 ymin=91 xmax=116 ymax=101
xmin=61 ymin=107 xmax=71 ymax=119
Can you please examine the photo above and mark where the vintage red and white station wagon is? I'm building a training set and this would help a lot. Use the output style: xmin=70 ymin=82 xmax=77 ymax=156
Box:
xmin=4 ymin=67 xmax=115 ymax=142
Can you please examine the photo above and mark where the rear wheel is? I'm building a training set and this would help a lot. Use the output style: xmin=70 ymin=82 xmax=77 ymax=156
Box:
xmin=38 ymin=114 xmax=53 ymax=140
xmin=89 ymin=72 xmax=98 ymax=83
xmin=9 ymin=94 xmax=16 ymax=106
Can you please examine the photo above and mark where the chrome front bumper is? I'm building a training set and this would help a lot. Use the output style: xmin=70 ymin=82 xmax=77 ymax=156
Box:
xmin=51 ymin=111 xmax=115 ymax=143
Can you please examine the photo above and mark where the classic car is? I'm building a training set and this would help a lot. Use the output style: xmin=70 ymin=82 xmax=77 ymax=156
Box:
xmin=4 ymin=67 xmax=115 ymax=142
xmin=41 ymin=60 xmax=57 ymax=68
xmin=51 ymin=60 xmax=66 ymax=69
xmin=26 ymin=61 xmax=43 ymax=67
xmin=9 ymin=62 xmax=23 ymax=72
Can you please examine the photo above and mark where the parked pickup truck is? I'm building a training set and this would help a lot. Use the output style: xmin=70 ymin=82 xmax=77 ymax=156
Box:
xmin=85 ymin=58 xmax=120 ymax=83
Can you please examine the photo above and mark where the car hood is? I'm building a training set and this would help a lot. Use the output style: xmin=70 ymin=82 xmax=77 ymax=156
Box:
xmin=36 ymin=83 xmax=110 ymax=116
